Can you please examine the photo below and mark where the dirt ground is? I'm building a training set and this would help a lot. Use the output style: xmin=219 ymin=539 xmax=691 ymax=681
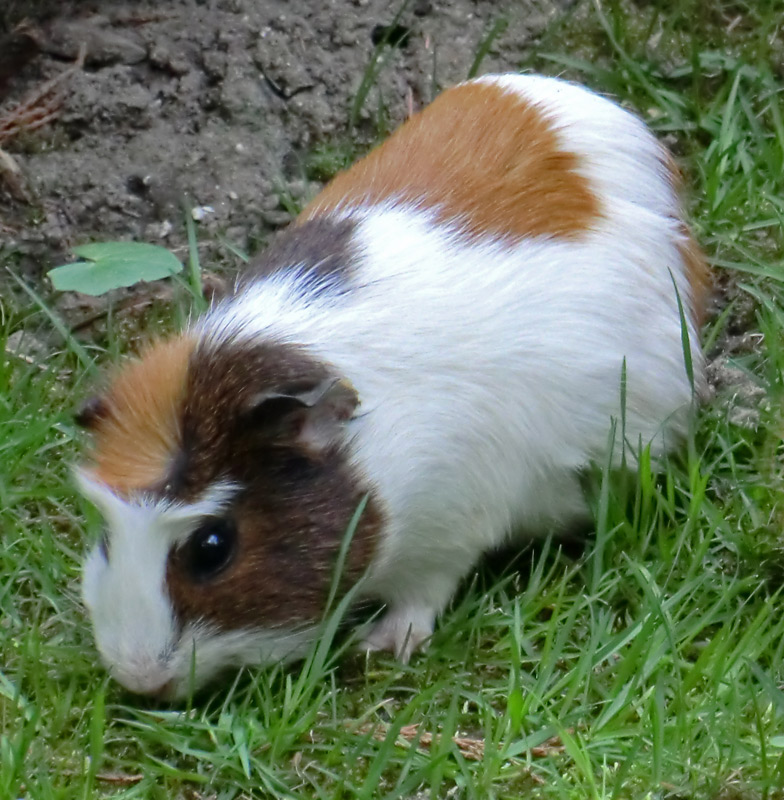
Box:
xmin=0 ymin=0 xmax=573 ymax=281
xmin=0 ymin=0 xmax=766 ymax=421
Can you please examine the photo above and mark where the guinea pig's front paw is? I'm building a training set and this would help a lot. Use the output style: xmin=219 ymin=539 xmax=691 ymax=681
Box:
xmin=361 ymin=605 xmax=435 ymax=663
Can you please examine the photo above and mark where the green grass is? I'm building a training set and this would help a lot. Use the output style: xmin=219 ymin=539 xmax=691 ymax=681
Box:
xmin=3 ymin=0 xmax=784 ymax=797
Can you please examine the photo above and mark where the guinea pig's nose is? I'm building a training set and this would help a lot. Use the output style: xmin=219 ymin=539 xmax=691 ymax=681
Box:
xmin=113 ymin=665 xmax=178 ymax=699
xmin=123 ymin=676 xmax=177 ymax=701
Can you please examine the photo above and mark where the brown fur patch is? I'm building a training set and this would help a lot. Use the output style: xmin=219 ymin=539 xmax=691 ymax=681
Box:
xmin=677 ymin=225 xmax=710 ymax=327
xmin=166 ymin=454 xmax=382 ymax=630
xmin=85 ymin=331 xmax=381 ymax=631
xmin=87 ymin=335 xmax=195 ymax=494
xmin=300 ymin=81 xmax=601 ymax=240
xmin=161 ymin=339 xmax=381 ymax=630
xmin=663 ymin=153 xmax=711 ymax=326
xmin=242 ymin=216 xmax=358 ymax=294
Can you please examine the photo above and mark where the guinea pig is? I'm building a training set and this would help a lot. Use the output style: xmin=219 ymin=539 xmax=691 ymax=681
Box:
xmin=76 ymin=73 xmax=708 ymax=698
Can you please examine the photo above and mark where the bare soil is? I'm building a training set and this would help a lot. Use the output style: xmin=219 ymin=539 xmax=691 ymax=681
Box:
xmin=0 ymin=0 xmax=763 ymax=424
xmin=0 ymin=0 xmax=570 ymax=281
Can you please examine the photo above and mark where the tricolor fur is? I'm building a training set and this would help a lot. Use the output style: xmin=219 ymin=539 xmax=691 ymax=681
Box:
xmin=79 ymin=74 xmax=708 ymax=697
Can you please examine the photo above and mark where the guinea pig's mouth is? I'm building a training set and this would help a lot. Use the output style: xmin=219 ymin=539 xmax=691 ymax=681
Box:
xmin=107 ymin=657 xmax=178 ymax=698
xmin=125 ymin=676 xmax=179 ymax=702
xmin=102 ymin=621 xmax=320 ymax=700
xmin=106 ymin=660 xmax=184 ymax=700
xmin=102 ymin=635 xmax=201 ymax=700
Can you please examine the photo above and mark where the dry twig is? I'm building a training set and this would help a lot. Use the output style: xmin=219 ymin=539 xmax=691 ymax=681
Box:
xmin=60 ymin=770 xmax=144 ymax=785
xmin=0 ymin=42 xmax=85 ymax=200
xmin=0 ymin=43 xmax=85 ymax=146
xmin=352 ymin=721 xmax=564 ymax=763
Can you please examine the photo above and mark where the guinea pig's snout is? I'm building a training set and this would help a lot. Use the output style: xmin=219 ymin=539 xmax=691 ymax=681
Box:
xmin=108 ymin=655 xmax=178 ymax=698
xmin=115 ymin=670 xmax=177 ymax=699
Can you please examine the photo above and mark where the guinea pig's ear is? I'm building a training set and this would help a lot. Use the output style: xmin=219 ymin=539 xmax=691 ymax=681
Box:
xmin=75 ymin=395 xmax=109 ymax=429
xmin=246 ymin=377 xmax=359 ymax=453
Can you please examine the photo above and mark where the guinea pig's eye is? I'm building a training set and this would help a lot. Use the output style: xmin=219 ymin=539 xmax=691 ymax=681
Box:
xmin=183 ymin=517 xmax=238 ymax=581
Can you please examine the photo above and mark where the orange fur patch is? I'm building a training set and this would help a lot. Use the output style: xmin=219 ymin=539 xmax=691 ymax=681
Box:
xmin=300 ymin=81 xmax=601 ymax=240
xmin=677 ymin=227 xmax=710 ymax=327
xmin=87 ymin=335 xmax=194 ymax=494
xmin=663 ymin=153 xmax=711 ymax=326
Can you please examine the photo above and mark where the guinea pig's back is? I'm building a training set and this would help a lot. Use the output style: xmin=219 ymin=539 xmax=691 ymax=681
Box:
xmin=488 ymin=73 xmax=710 ymax=321
xmin=299 ymin=72 xmax=707 ymax=328
xmin=208 ymin=74 xmax=706 ymax=539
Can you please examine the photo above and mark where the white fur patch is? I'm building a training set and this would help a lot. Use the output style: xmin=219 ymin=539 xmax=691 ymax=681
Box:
xmin=168 ymin=623 xmax=314 ymax=697
xmin=79 ymin=473 xmax=310 ymax=696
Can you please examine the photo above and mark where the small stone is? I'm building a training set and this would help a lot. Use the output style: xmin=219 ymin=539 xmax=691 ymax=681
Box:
xmin=42 ymin=19 xmax=147 ymax=66
xmin=225 ymin=226 xmax=248 ymax=246
xmin=261 ymin=209 xmax=292 ymax=228
xmin=149 ymin=43 xmax=191 ymax=76
xmin=286 ymin=179 xmax=307 ymax=198
xmin=202 ymin=50 xmax=228 ymax=81
xmin=191 ymin=205 xmax=215 ymax=221
xmin=5 ymin=330 xmax=49 ymax=361
xmin=144 ymin=220 xmax=173 ymax=239
xmin=261 ymin=194 xmax=280 ymax=211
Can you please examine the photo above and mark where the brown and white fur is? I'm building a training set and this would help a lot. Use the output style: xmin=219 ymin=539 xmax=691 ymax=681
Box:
xmin=77 ymin=73 xmax=708 ymax=698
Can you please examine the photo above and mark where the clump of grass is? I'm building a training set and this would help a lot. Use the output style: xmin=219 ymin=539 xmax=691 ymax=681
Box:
xmin=3 ymin=1 xmax=784 ymax=798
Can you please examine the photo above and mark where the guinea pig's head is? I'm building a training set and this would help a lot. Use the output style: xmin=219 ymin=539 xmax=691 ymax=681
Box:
xmin=76 ymin=334 xmax=380 ymax=698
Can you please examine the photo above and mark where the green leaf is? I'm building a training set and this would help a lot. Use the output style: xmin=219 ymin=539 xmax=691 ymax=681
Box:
xmin=47 ymin=241 xmax=182 ymax=296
